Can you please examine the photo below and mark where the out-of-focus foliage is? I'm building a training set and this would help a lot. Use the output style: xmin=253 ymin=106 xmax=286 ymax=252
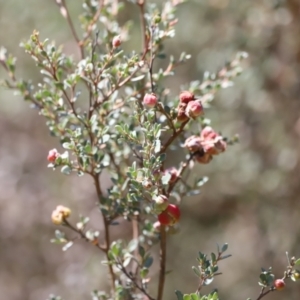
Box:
xmin=1 ymin=0 xmax=300 ymax=300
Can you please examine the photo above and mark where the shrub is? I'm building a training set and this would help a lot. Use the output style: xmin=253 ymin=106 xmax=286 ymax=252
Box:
xmin=0 ymin=1 xmax=299 ymax=299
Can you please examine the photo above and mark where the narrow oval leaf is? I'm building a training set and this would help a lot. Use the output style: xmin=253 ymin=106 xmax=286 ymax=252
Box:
xmin=221 ymin=243 xmax=228 ymax=253
xmin=62 ymin=241 xmax=73 ymax=251
xmin=131 ymin=74 xmax=145 ymax=82
xmin=143 ymin=256 xmax=153 ymax=268
xmin=175 ymin=290 xmax=184 ymax=300
xmin=190 ymin=294 xmax=199 ymax=300
xmin=192 ymin=266 xmax=201 ymax=277
xmin=128 ymin=239 xmax=138 ymax=253
xmin=295 ymin=258 xmax=300 ymax=265
xmin=61 ymin=165 xmax=71 ymax=175
xmin=203 ymin=277 xmax=214 ymax=286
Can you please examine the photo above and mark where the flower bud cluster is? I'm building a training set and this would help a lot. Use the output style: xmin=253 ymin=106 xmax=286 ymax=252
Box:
xmin=177 ymin=91 xmax=203 ymax=122
xmin=185 ymin=126 xmax=227 ymax=164
xmin=51 ymin=205 xmax=71 ymax=225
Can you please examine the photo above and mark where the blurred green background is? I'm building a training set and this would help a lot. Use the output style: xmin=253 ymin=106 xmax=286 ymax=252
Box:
xmin=1 ymin=0 xmax=300 ymax=299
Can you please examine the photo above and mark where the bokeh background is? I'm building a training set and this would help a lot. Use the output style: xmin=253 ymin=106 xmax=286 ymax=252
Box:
xmin=1 ymin=0 xmax=300 ymax=299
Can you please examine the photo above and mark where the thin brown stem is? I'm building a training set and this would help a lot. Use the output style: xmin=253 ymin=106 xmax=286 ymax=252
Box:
xmin=91 ymin=48 xmax=148 ymax=113
xmin=0 ymin=58 xmax=44 ymax=109
xmin=157 ymin=225 xmax=167 ymax=300
xmin=195 ymin=250 xmax=229 ymax=293
xmin=159 ymin=119 xmax=189 ymax=154
xmin=55 ymin=0 xmax=84 ymax=59
xmin=166 ymin=154 xmax=193 ymax=196
xmin=108 ymin=152 xmax=122 ymax=176
xmin=138 ymin=0 xmax=148 ymax=53
xmin=131 ymin=216 xmax=140 ymax=276
xmin=118 ymin=262 xmax=155 ymax=300
xmin=80 ymin=0 xmax=104 ymax=48
xmin=31 ymin=36 xmax=83 ymax=123
xmin=255 ymin=287 xmax=273 ymax=300
xmin=2 ymin=78 xmax=43 ymax=109
xmin=63 ymin=218 xmax=106 ymax=251
xmin=0 ymin=60 xmax=16 ymax=81
xmin=92 ymin=173 xmax=116 ymax=292
xmin=88 ymin=31 xmax=99 ymax=119
xmin=156 ymin=103 xmax=176 ymax=134
xmin=148 ymin=26 xmax=156 ymax=93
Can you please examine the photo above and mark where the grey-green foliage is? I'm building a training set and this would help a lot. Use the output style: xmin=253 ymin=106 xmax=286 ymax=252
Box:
xmin=0 ymin=1 xmax=249 ymax=300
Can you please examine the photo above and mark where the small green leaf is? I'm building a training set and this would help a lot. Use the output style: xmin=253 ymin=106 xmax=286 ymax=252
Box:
xmin=62 ymin=142 xmax=73 ymax=150
xmin=115 ymin=125 xmax=124 ymax=134
xmin=190 ymin=294 xmax=199 ymax=300
xmin=144 ymin=256 xmax=153 ymax=268
xmin=259 ymin=273 xmax=267 ymax=283
xmin=294 ymin=258 xmax=300 ymax=265
xmin=265 ymin=273 xmax=274 ymax=286
xmin=54 ymin=82 xmax=64 ymax=90
xmin=123 ymin=256 xmax=132 ymax=267
xmin=128 ymin=239 xmax=138 ymax=253
xmin=101 ymin=134 xmax=110 ymax=143
xmin=196 ymin=176 xmax=209 ymax=187
xmin=110 ymin=241 xmax=121 ymax=258
xmin=158 ymin=153 xmax=166 ymax=162
xmin=161 ymin=173 xmax=171 ymax=185
xmin=221 ymin=243 xmax=228 ymax=253
xmin=192 ymin=266 xmax=201 ymax=277
xmin=157 ymin=53 xmax=167 ymax=59
xmin=219 ymin=254 xmax=232 ymax=260
xmin=203 ymin=277 xmax=214 ymax=286
xmin=139 ymin=246 xmax=145 ymax=258
xmin=54 ymin=230 xmax=65 ymax=239
xmin=154 ymin=139 xmax=161 ymax=153
xmin=140 ymin=267 xmax=149 ymax=278
xmin=211 ymin=292 xmax=219 ymax=300
xmin=131 ymin=74 xmax=145 ymax=82
xmin=211 ymin=252 xmax=216 ymax=263
xmin=61 ymin=165 xmax=71 ymax=175
xmin=175 ymin=290 xmax=184 ymax=300
xmin=187 ymin=190 xmax=201 ymax=196
xmin=62 ymin=241 xmax=73 ymax=251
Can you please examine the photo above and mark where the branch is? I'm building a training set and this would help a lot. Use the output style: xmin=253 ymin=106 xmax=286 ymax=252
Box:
xmin=159 ymin=119 xmax=189 ymax=154
xmin=255 ymin=287 xmax=273 ymax=300
xmin=80 ymin=0 xmax=104 ymax=49
xmin=157 ymin=225 xmax=167 ymax=300
xmin=0 ymin=59 xmax=16 ymax=81
xmin=92 ymin=173 xmax=116 ymax=292
xmin=2 ymin=78 xmax=43 ymax=110
xmin=166 ymin=154 xmax=193 ymax=196
xmin=157 ymin=103 xmax=176 ymax=134
xmin=131 ymin=216 xmax=140 ymax=277
xmin=54 ymin=0 xmax=84 ymax=59
xmin=62 ymin=218 xmax=105 ymax=251
xmin=137 ymin=0 xmax=148 ymax=53
xmin=196 ymin=250 xmax=227 ymax=293
xmin=91 ymin=51 xmax=147 ymax=112
xmin=118 ymin=261 xmax=155 ymax=300
xmin=148 ymin=25 xmax=156 ymax=93
xmin=88 ymin=31 xmax=100 ymax=119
